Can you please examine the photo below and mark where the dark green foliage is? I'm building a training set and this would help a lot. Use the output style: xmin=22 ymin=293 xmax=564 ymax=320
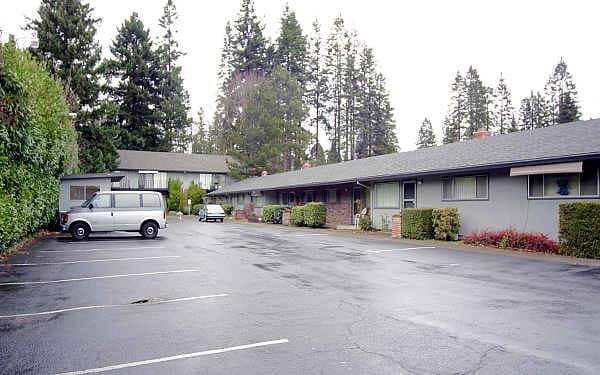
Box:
xmin=306 ymin=20 xmax=328 ymax=162
xmin=191 ymin=108 xmax=212 ymax=154
xmin=559 ymin=202 xmax=600 ymax=258
xmin=432 ymin=208 xmax=460 ymax=241
xmin=304 ymin=202 xmax=327 ymax=227
xmin=558 ymin=92 xmax=579 ymax=124
xmin=519 ymin=91 xmax=548 ymax=130
xmin=187 ymin=182 xmax=206 ymax=206
xmin=167 ymin=179 xmax=183 ymax=211
xmin=222 ymin=203 xmax=234 ymax=216
xmin=191 ymin=203 xmax=204 ymax=215
xmin=273 ymin=205 xmax=289 ymax=224
xmin=401 ymin=208 xmax=434 ymax=240
xmin=0 ymin=43 xmax=78 ymax=252
xmin=358 ymin=215 xmax=371 ymax=231
xmin=291 ymin=205 xmax=305 ymax=226
xmin=261 ymin=205 xmax=277 ymax=223
xmin=491 ymin=74 xmax=515 ymax=135
xmin=416 ymin=118 xmax=436 ymax=149
xmin=544 ymin=58 xmax=580 ymax=125
xmin=274 ymin=5 xmax=307 ymax=83
xmin=463 ymin=66 xmax=491 ymax=136
xmin=231 ymin=0 xmax=271 ymax=75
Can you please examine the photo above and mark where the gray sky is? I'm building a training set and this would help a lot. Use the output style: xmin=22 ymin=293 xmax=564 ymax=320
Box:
xmin=3 ymin=0 xmax=599 ymax=151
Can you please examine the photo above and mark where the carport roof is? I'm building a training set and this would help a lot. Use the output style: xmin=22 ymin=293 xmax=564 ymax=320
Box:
xmin=209 ymin=118 xmax=600 ymax=195
xmin=60 ymin=173 xmax=125 ymax=182
xmin=117 ymin=150 xmax=231 ymax=174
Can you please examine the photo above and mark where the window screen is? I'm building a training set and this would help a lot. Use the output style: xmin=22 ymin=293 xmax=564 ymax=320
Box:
xmin=70 ymin=186 xmax=85 ymax=200
xmin=375 ymin=183 xmax=399 ymax=208
xmin=443 ymin=175 xmax=487 ymax=200
xmin=529 ymin=175 xmax=544 ymax=197
xmin=114 ymin=194 xmax=141 ymax=208
xmin=142 ymin=194 xmax=161 ymax=207
xmin=326 ymin=189 xmax=337 ymax=203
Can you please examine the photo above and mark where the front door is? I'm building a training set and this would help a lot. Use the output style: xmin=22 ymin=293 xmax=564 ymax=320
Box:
xmin=403 ymin=181 xmax=416 ymax=208
xmin=352 ymin=188 xmax=363 ymax=224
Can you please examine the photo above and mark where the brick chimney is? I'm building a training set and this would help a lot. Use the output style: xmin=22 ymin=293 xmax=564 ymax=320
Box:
xmin=302 ymin=162 xmax=312 ymax=169
xmin=261 ymin=170 xmax=268 ymax=176
xmin=472 ymin=128 xmax=491 ymax=139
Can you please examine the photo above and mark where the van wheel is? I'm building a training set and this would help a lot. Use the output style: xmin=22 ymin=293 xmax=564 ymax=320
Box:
xmin=141 ymin=221 xmax=158 ymax=239
xmin=70 ymin=223 xmax=90 ymax=240
xmin=220 ymin=218 xmax=224 ymax=222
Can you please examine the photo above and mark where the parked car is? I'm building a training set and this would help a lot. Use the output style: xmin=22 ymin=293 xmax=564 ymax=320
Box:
xmin=199 ymin=204 xmax=225 ymax=222
xmin=61 ymin=191 xmax=168 ymax=240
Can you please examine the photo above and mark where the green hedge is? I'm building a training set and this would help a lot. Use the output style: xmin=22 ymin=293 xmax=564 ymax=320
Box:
xmin=402 ymin=208 xmax=434 ymax=240
xmin=432 ymin=208 xmax=460 ymax=240
xmin=167 ymin=179 xmax=184 ymax=212
xmin=359 ymin=215 xmax=372 ymax=231
xmin=559 ymin=202 xmax=600 ymax=258
xmin=291 ymin=205 xmax=305 ymax=226
xmin=0 ymin=43 xmax=78 ymax=253
xmin=222 ymin=203 xmax=234 ymax=216
xmin=304 ymin=202 xmax=327 ymax=227
xmin=262 ymin=205 xmax=277 ymax=222
xmin=191 ymin=204 xmax=204 ymax=215
xmin=273 ymin=205 xmax=289 ymax=224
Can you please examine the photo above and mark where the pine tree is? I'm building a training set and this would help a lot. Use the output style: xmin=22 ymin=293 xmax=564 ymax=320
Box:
xmin=274 ymin=5 xmax=307 ymax=84
xmin=464 ymin=66 xmax=491 ymax=136
xmin=156 ymin=0 xmax=192 ymax=152
xmin=231 ymin=0 xmax=271 ymax=75
xmin=103 ymin=13 xmax=161 ymax=151
xmin=191 ymin=108 xmax=211 ymax=154
xmin=27 ymin=0 xmax=117 ymax=172
xmin=306 ymin=19 xmax=328 ymax=163
xmin=544 ymin=58 xmax=580 ymax=124
xmin=325 ymin=16 xmax=346 ymax=163
xmin=491 ymin=74 xmax=515 ymax=134
xmin=417 ymin=118 xmax=436 ymax=149
xmin=443 ymin=71 xmax=466 ymax=143
xmin=342 ymin=29 xmax=359 ymax=160
xmin=519 ymin=91 xmax=548 ymax=130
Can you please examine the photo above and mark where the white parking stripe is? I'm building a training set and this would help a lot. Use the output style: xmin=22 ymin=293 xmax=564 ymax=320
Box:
xmin=367 ymin=246 xmax=436 ymax=254
xmin=60 ymin=240 xmax=145 ymax=244
xmin=0 ymin=294 xmax=228 ymax=319
xmin=55 ymin=339 xmax=289 ymax=375
xmin=8 ymin=256 xmax=180 ymax=266
xmin=40 ymin=246 xmax=166 ymax=253
xmin=0 ymin=269 xmax=200 ymax=286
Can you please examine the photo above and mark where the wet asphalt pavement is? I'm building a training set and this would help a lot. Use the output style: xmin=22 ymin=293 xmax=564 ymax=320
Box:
xmin=1 ymin=218 xmax=599 ymax=374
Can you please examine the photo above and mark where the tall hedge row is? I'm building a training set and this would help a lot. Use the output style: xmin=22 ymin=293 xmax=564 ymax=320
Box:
xmin=401 ymin=208 xmax=434 ymax=240
xmin=559 ymin=202 xmax=600 ymax=259
xmin=0 ymin=43 xmax=78 ymax=252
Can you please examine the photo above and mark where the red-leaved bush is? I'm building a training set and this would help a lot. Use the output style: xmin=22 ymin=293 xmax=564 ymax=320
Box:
xmin=463 ymin=228 xmax=559 ymax=254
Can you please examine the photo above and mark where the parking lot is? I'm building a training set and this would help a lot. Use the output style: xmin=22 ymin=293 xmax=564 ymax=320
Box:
xmin=1 ymin=219 xmax=600 ymax=374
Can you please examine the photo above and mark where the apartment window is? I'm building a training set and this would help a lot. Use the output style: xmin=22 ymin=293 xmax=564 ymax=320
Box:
xmin=142 ymin=193 xmax=161 ymax=208
xmin=237 ymin=194 xmax=244 ymax=205
xmin=70 ymin=185 xmax=99 ymax=200
xmin=114 ymin=194 xmax=141 ymax=208
xmin=305 ymin=191 xmax=314 ymax=203
xmin=289 ymin=192 xmax=296 ymax=205
xmin=528 ymin=168 xmax=599 ymax=198
xmin=442 ymin=175 xmax=488 ymax=200
xmin=324 ymin=189 xmax=337 ymax=203
xmin=375 ymin=182 xmax=400 ymax=208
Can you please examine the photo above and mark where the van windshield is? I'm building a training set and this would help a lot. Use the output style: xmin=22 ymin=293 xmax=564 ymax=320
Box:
xmin=81 ymin=193 xmax=96 ymax=208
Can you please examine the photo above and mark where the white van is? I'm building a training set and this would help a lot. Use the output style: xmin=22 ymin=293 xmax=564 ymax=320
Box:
xmin=61 ymin=191 xmax=167 ymax=240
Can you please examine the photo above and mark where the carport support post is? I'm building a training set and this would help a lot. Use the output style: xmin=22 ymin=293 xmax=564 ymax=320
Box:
xmin=391 ymin=214 xmax=402 ymax=238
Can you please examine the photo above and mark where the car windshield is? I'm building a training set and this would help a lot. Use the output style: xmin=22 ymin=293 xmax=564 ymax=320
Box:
xmin=207 ymin=205 xmax=224 ymax=213
xmin=80 ymin=193 xmax=97 ymax=208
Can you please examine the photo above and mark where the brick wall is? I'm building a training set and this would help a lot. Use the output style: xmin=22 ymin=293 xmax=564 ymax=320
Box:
xmin=326 ymin=189 xmax=352 ymax=226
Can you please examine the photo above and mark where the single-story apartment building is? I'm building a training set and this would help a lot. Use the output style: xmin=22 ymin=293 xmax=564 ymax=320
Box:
xmin=59 ymin=172 xmax=125 ymax=212
xmin=208 ymin=119 xmax=600 ymax=239
xmin=112 ymin=150 xmax=235 ymax=192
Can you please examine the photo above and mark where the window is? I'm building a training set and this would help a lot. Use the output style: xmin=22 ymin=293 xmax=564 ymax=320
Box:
xmin=324 ymin=189 xmax=337 ymax=203
xmin=403 ymin=182 xmax=416 ymax=208
xmin=305 ymin=191 xmax=314 ymax=202
xmin=91 ymin=194 xmax=111 ymax=208
xmin=289 ymin=192 xmax=296 ymax=205
xmin=237 ymin=194 xmax=244 ymax=205
xmin=442 ymin=175 xmax=488 ymax=200
xmin=375 ymin=182 xmax=400 ymax=208
xmin=528 ymin=168 xmax=599 ymax=198
xmin=70 ymin=185 xmax=99 ymax=200
xmin=114 ymin=194 xmax=141 ymax=208
xmin=142 ymin=193 xmax=161 ymax=208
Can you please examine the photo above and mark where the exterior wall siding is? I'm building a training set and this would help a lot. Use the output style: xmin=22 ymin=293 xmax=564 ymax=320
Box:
xmin=59 ymin=178 xmax=112 ymax=212
xmin=113 ymin=169 xmax=233 ymax=191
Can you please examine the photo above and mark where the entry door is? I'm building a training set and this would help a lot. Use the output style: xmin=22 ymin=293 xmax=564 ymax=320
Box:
xmin=403 ymin=181 xmax=416 ymax=208
xmin=352 ymin=188 xmax=362 ymax=224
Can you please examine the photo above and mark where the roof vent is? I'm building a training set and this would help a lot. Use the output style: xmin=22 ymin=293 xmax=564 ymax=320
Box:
xmin=302 ymin=162 xmax=312 ymax=169
xmin=261 ymin=170 xmax=268 ymax=176
xmin=472 ymin=128 xmax=491 ymax=139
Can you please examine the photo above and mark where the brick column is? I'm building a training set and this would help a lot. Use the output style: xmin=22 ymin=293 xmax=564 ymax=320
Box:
xmin=282 ymin=208 xmax=291 ymax=226
xmin=391 ymin=214 xmax=402 ymax=238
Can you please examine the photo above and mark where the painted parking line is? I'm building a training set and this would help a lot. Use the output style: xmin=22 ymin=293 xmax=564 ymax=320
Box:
xmin=40 ymin=246 xmax=166 ymax=253
xmin=60 ymin=240 xmax=147 ymax=244
xmin=0 ymin=269 xmax=201 ymax=286
xmin=0 ymin=294 xmax=228 ymax=319
xmin=7 ymin=255 xmax=180 ymax=266
xmin=55 ymin=339 xmax=289 ymax=375
xmin=367 ymin=246 xmax=436 ymax=254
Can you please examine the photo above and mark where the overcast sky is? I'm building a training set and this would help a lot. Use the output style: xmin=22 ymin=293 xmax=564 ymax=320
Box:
xmin=3 ymin=0 xmax=599 ymax=151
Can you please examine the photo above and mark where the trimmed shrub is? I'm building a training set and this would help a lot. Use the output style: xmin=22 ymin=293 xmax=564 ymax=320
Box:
xmin=304 ymin=202 xmax=327 ymax=227
xmin=273 ymin=205 xmax=290 ymax=224
xmin=188 ymin=182 xmax=206 ymax=206
xmin=401 ymin=208 xmax=434 ymax=240
xmin=222 ymin=204 xmax=234 ymax=216
xmin=167 ymin=179 xmax=184 ymax=212
xmin=191 ymin=204 xmax=204 ymax=215
xmin=291 ymin=205 xmax=305 ymax=226
xmin=559 ymin=202 xmax=600 ymax=258
xmin=262 ymin=205 xmax=277 ymax=223
xmin=358 ymin=215 xmax=372 ymax=231
xmin=0 ymin=43 xmax=78 ymax=253
xmin=464 ymin=229 xmax=559 ymax=254
xmin=432 ymin=208 xmax=460 ymax=241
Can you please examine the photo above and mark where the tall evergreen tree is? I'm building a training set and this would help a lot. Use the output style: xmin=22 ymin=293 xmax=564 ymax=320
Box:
xmin=103 ymin=13 xmax=161 ymax=151
xmin=324 ymin=16 xmax=346 ymax=163
xmin=231 ymin=0 xmax=271 ymax=75
xmin=464 ymin=66 xmax=491 ymax=136
xmin=544 ymin=58 xmax=580 ymax=124
xmin=416 ymin=118 xmax=436 ymax=149
xmin=274 ymin=5 xmax=307 ymax=84
xmin=155 ymin=0 xmax=192 ymax=152
xmin=342 ymin=29 xmax=359 ymax=160
xmin=491 ymin=74 xmax=515 ymax=134
xmin=519 ymin=91 xmax=549 ymax=130
xmin=27 ymin=0 xmax=117 ymax=172
xmin=306 ymin=19 xmax=328 ymax=163
xmin=191 ymin=108 xmax=211 ymax=154
xmin=443 ymin=71 xmax=466 ymax=143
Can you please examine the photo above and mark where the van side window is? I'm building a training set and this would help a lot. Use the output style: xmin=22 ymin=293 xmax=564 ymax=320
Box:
xmin=142 ymin=194 xmax=161 ymax=208
xmin=92 ymin=194 xmax=112 ymax=208
xmin=114 ymin=194 xmax=141 ymax=208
